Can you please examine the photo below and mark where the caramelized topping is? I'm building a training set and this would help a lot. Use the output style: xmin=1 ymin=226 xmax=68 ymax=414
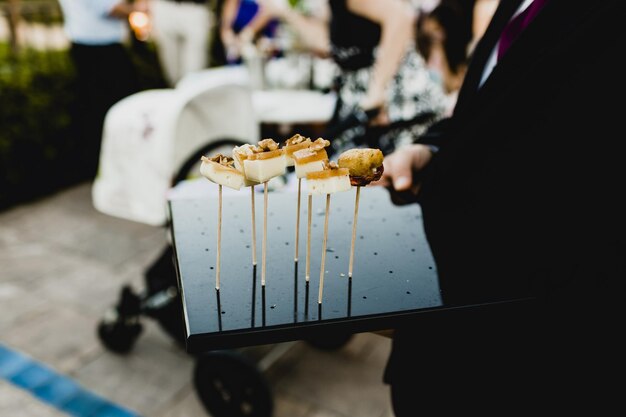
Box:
xmin=284 ymin=134 xmax=313 ymax=157
xmin=245 ymin=149 xmax=284 ymax=160
xmin=253 ymin=138 xmax=280 ymax=152
xmin=324 ymin=160 xmax=339 ymax=170
xmin=202 ymin=154 xmax=235 ymax=167
xmin=293 ymin=147 xmax=328 ymax=164
xmin=233 ymin=144 xmax=256 ymax=160
xmin=310 ymin=138 xmax=331 ymax=151
xmin=306 ymin=165 xmax=350 ymax=180
xmin=285 ymin=133 xmax=310 ymax=147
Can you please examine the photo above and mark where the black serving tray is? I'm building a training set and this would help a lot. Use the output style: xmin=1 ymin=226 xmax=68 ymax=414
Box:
xmin=169 ymin=185 xmax=445 ymax=353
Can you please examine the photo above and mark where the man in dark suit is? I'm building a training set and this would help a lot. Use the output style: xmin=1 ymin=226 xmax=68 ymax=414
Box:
xmin=376 ymin=0 xmax=625 ymax=413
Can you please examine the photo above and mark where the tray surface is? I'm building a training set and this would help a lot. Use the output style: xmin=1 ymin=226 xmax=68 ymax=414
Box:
xmin=169 ymin=184 xmax=442 ymax=352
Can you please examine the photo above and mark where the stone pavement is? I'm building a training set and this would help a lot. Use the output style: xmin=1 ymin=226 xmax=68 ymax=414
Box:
xmin=0 ymin=182 xmax=395 ymax=417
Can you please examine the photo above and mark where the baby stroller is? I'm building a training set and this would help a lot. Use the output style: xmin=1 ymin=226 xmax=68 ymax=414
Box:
xmin=94 ymin=66 xmax=352 ymax=417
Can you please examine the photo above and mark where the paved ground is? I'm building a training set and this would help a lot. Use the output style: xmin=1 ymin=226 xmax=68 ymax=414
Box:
xmin=0 ymin=182 xmax=395 ymax=417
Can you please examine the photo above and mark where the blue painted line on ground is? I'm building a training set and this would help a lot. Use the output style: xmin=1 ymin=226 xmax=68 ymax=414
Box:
xmin=0 ymin=343 xmax=141 ymax=417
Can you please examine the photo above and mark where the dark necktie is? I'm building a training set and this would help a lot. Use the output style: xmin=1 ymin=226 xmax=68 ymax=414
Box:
xmin=497 ymin=0 xmax=549 ymax=60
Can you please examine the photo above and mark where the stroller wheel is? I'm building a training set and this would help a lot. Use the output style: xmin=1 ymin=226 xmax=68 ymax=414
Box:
xmin=194 ymin=351 xmax=273 ymax=417
xmin=306 ymin=332 xmax=353 ymax=351
xmin=97 ymin=285 xmax=143 ymax=354
xmin=97 ymin=318 xmax=143 ymax=354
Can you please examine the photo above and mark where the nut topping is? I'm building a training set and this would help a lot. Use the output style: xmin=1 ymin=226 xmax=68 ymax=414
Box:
xmin=285 ymin=134 xmax=309 ymax=146
xmin=204 ymin=154 xmax=235 ymax=167
xmin=254 ymin=138 xmax=280 ymax=152
xmin=310 ymin=138 xmax=331 ymax=151
xmin=323 ymin=160 xmax=340 ymax=170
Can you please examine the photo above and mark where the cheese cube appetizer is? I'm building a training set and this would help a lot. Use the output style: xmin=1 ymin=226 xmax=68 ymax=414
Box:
xmin=293 ymin=138 xmax=331 ymax=179
xmin=232 ymin=143 xmax=260 ymax=187
xmin=283 ymin=133 xmax=312 ymax=167
xmin=200 ymin=155 xmax=245 ymax=190
xmin=306 ymin=162 xmax=351 ymax=195
xmin=242 ymin=139 xmax=286 ymax=183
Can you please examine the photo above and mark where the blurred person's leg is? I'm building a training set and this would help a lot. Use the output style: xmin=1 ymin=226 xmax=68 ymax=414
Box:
xmin=70 ymin=43 xmax=139 ymax=178
xmin=151 ymin=0 xmax=183 ymax=86
xmin=69 ymin=44 xmax=108 ymax=178
xmin=179 ymin=2 xmax=212 ymax=80
xmin=101 ymin=43 xmax=141 ymax=102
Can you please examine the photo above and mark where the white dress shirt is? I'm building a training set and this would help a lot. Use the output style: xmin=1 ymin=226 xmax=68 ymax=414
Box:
xmin=57 ymin=0 xmax=129 ymax=45
xmin=479 ymin=0 xmax=534 ymax=88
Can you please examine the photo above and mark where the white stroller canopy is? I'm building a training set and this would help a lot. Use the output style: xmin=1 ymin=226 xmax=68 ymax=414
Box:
xmin=93 ymin=66 xmax=258 ymax=226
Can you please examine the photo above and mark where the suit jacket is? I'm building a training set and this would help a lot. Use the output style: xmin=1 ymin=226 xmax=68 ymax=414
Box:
xmin=385 ymin=0 xmax=626 ymax=403
xmin=419 ymin=0 xmax=625 ymax=310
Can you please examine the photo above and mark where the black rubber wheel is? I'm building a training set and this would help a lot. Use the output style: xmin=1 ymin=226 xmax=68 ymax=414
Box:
xmin=97 ymin=319 xmax=143 ymax=354
xmin=306 ymin=333 xmax=354 ymax=351
xmin=97 ymin=285 xmax=143 ymax=354
xmin=194 ymin=351 xmax=273 ymax=417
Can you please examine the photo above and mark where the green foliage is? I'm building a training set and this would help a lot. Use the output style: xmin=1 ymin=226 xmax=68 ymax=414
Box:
xmin=0 ymin=43 xmax=81 ymax=210
xmin=0 ymin=0 xmax=64 ymax=25
xmin=0 ymin=39 xmax=167 ymax=211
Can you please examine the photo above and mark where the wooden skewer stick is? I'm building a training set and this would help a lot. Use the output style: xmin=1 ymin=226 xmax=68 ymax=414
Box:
xmin=294 ymin=178 xmax=302 ymax=263
xmin=216 ymin=184 xmax=222 ymax=290
xmin=348 ymin=186 xmax=361 ymax=278
xmin=251 ymin=185 xmax=257 ymax=266
xmin=306 ymin=194 xmax=312 ymax=282
xmin=318 ymin=194 xmax=331 ymax=304
xmin=262 ymin=181 xmax=268 ymax=286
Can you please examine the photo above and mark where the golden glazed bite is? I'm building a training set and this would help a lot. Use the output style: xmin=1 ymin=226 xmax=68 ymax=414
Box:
xmin=200 ymin=154 xmax=245 ymax=190
xmin=232 ymin=143 xmax=260 ymax=187
xmin=242 ymin=139 xmax=287 ymax=183
xmin=306 ymin=161 xmax=351 ymax=195
xmin=292 ymin=138 xmax=330 ymax=179
xmin=337 ymin=148 xmax=384 ymax=186
xmin=283 ymin=134 xmax=312 ymax=167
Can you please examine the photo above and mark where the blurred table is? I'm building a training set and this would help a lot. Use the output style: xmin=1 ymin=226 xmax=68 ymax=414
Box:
xmin=177 ymin=64 xmax=337 ymax=137
xmin=252 ymin=89 xmax=336 ymax=125
xmin=253 ymin=88 xmax=336 ymax=139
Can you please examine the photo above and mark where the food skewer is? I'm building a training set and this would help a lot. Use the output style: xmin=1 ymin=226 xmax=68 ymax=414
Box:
xmin=200 ymin=154 xmax=245 ymax=290
xmin=216 ymin=184 xmax=222 ymax=288
xmin=306 ymin=160 xmax=351 ymax=304
xmin=348 ymin=185 xmax=360 ymax=278
xmin=243 ymin=139 xmax=286 ymax=287
xmin=233 ymin=144 xmax=261 ymax=267
xmin=295 ymin=178 xmax=301 ymax=263
xmin=262 ymin=181 xmax=269 ymax=285
xmin=284 ymin=134 xmax=313 ymax=264
xmin=306 ymin=194 xmax=312 ymax=282
xmin=292 ymin=138 xmax=331 ymax=283
xmin=251 ymin=185 xmax=257 ymax=266
xmin=318 ymin=193 xmax=331 ymax=304
xmin=338 ymin=148 xmax=384 ymax=279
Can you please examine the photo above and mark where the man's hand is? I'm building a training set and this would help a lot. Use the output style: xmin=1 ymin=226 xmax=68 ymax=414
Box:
xmin=373 ymin=329 xmax=395 ymax=339
xmin=372 ymin=144 xmax=435 ymax=204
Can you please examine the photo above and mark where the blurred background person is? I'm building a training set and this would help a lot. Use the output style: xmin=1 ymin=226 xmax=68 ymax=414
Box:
xmin=257 ymin=0 xmax=448 ymax=156
xmin=469 ymin=0 xmax=498 ymax=53
xmin=57 ymin=0 xmax=145 ymax=179
xmin=218 ymin=0 xmax=280 ymax=64
xmin=149 ymin=0 xmax=215 ymax=86
xmin=416 ymin=0 xmax=476 ymax=114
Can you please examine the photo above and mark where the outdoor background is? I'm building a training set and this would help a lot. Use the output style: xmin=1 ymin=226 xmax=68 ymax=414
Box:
xmin=0 ymin=1 xmax=395 ymax=417
xmin=0 ymin=0 xmax=169 ymax=211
